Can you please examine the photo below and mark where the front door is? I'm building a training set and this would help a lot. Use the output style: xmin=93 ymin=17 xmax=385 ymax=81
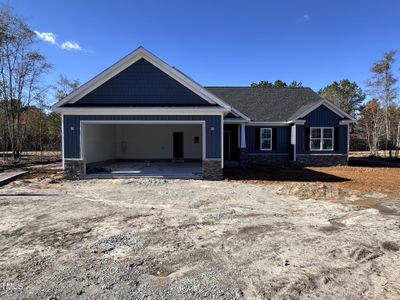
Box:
xmin=224 ymin=131 xmax=231 ymax=160
xmin=173 ymin=132 xmax=184 ymax=159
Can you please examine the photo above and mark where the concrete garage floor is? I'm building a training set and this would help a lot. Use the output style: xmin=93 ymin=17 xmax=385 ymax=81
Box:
xmin=86 ymin=161 xmax=202 ymax=179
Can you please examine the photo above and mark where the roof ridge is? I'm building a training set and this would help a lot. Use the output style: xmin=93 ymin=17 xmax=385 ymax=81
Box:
xmin=205 ymin=86 xmax=312 ymax=90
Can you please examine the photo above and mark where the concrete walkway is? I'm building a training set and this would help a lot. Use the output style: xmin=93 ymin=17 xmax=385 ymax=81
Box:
xmin=0 ymin=171 xmax=27 ymax=186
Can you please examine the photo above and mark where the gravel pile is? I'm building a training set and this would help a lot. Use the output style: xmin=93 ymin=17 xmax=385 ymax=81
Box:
xmin=93 ymin=233 xmax=141 ymax=253
xmin=124 ymin=177 xmax=169 ymax=186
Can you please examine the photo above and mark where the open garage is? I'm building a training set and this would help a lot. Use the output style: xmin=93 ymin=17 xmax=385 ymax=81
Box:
xmin=81 ymin=122 xmax=204 ymax=178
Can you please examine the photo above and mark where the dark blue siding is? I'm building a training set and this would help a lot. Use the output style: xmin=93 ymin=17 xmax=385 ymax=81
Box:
xmin=246 ymin=126 xmax=291 ymax=153
xmin=63 ymin=115 xmax=221 ymax=159
xmin=68 ymin=59 xmax=212 ymax=107
xmin=296 ymin=105 xmax=348 ymax=154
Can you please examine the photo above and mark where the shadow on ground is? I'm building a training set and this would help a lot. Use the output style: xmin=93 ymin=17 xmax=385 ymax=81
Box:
xmin=224 ymin=166 xmax=350 ymax=182
xmin=349 ymin=157 xmax=400 ymax=168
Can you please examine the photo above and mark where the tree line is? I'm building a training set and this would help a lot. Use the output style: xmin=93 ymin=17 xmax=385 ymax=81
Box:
xmin=1 ymin=5 xmax=399 ymax=160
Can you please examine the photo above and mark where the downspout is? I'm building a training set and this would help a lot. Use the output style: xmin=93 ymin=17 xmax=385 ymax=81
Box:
xmin=293 ymin=124 xmax=297 ymax=162
xmin=347 ymin=124 xmax=350 ymax=161
xmin=221 ymin=113 xmax=224 ymax=169
xmin=240 ymin=123 xmax=246 ymax=148
xmin=61 ymin=113 xmax=64 ymax=169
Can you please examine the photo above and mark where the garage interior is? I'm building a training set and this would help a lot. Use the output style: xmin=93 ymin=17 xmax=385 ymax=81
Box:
xmin=82 ymin=123 xmax=203 ymax=178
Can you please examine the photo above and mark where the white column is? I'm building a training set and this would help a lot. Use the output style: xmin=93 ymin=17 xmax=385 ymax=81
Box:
xmin=240 ymin=123 xmax=246 ymax=148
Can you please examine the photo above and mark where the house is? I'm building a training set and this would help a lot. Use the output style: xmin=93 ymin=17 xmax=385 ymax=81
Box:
xmin=52 ymin=47 xmax=356 ymax=180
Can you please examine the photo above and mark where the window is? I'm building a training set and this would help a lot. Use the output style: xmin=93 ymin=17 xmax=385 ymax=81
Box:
xmin=260 ymin=128 xmax=272 ymax=150
xmin=310 ymin=127 xmax=334 ymax=151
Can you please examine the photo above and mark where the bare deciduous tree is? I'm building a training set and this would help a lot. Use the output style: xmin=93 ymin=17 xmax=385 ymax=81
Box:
xmin=367 ymin=51 xmax=398 ymax=157
xmin=358 ymin=100 xmax=385 ymax=156
xmin=0 ymin=6 xmax=51 ymax=159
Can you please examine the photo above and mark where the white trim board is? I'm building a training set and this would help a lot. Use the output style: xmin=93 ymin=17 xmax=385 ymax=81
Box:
xmin=248 ymin=122 xmax=290 ymax=126
xmin=224 ymin=119 xmax=248 ymax=124
xmin=52 ymin=47 xmax=231 ymax=110
xmin=229 ymin=107 xmax=251 ymax=121
xmin=56 ymin=107 xmax=229 ymax=115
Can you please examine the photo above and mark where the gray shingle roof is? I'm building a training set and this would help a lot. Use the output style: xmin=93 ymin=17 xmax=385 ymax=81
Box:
xmin=205 ymin=87 xmax=323 ymax=122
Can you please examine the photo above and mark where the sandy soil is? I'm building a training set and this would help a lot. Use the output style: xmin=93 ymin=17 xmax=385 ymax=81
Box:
xmin=0 ymin=171 xmax=399 ymax=299
xmin=226 ymin=165 xmax=400 ymax=196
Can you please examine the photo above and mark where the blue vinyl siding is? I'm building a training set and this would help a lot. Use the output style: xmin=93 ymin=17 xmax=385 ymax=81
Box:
xmin=67 ymin=59 xmax=212 ymax=107
xmin=63 ymin=115 xmax=221 ymax=159
xmin=246 ymin=126 xmax=291 ymax=153
xmin=296 ymin=105 xmax=348 ymax=154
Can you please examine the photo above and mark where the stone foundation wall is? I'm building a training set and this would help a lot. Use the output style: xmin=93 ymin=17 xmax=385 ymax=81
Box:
xmin=202 ymin=160 xmax=223 ymax=180
xmin=296 ymin=154 xmax=348 ymax=166
xmin=64 ymin=159 xmax=85 ymax=180
xmin=247 ymin=153 xmax=290 ymax=166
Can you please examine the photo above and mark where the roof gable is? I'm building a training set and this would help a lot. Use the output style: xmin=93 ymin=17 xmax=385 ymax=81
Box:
xmin=302 ymin=104 xmax=343 ymax=125
xmin=52 ymin=47 xmax=230 ymax=110
xmin=289 ymin=99 xmax=356 ymax=122
xmin=66 ymin=58 xmax=210 ymax=107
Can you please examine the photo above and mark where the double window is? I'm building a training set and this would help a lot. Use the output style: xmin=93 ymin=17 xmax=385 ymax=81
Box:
xmin=310 ymin=127 xmax=334 ymax=151
xmin=260 ymin=128 xmax=272 ymax=150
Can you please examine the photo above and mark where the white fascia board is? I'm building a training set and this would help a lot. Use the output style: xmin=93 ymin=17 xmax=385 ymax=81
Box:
xmin=52 ymin=47 xmax=231 ymax=110
xmin=230 ymin=107 xmax=251 ymax=121
xmin=289 ymin=100 xmax=356 ymax=122
xmin=339 ymin=119 xmax=356 ymax=125
xmin=247 ymin=121 xmax=290 ymax=126
xmin=224 ymin=119 xmax=248 ymax=124
xmin=289 ymin=120 xmax=306 ymax=125
xmin=54 ymin=107 xmax=229 ymax=115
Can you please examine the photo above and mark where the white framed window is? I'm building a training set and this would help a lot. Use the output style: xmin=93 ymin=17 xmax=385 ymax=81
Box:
xmin=310 ymin=127 xmax=334 ymax=151
xmin=260 ymin=128 xmax=272 ymax=150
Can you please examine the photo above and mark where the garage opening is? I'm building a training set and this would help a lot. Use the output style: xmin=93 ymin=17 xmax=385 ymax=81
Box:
xmin=82 ymin=122 xmax=204 ymax=178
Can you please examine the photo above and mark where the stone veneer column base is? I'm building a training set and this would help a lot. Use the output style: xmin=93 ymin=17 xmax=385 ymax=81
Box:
xmin=64 ymin=159 xmax=85 ymax=180
xmin=296 ymin=154 xmax=348 ymax=166
xmin=239 ymin=148 xmax=248 ymax=168
xmin=202 ymin=160 xmax=223 ymax=180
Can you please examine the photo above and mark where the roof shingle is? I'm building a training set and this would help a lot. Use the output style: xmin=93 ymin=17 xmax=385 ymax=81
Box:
xmin=206 ymin=87 xmax=323 ymax=122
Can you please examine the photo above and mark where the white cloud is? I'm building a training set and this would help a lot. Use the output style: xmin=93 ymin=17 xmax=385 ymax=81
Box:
xmin=35 ymin=29 xmax=85 ymax=52
xmin=60 ymin=41 xmax=82 ymax=51
xmin=303 ymin=14 xmax=310 ymax=21
xmin=34 ymin=31 xmax=56 ymax=44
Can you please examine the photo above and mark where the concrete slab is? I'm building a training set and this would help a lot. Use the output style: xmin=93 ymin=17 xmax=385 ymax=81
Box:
xmin=86 ymin=161 xmax=202 ymax=179
xmin=0 ymin=171 xmax=27 ymax=186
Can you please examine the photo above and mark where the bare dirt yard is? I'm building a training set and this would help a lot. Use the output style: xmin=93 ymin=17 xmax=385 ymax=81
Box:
xmin=0 ymin=164 xmax=399 ymax=299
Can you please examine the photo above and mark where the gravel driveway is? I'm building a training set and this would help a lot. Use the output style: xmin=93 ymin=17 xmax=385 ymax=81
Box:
xmin=0 ymin=177 xmax=399 ymax=299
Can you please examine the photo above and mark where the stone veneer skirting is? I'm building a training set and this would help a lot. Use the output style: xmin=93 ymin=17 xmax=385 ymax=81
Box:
xmin=64 ymin=159 xmax=85 ymax=180
xmin=296 ymin=154 xmax=348 ymax=166
xmin=202 ymin=160 xmax=223 ymax=180
xmin=246 ymin=153 xmax=290 ymax=166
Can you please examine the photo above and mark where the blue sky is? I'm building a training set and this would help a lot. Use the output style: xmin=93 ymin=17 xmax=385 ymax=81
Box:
xmin=6 ymin=0 xmax=400 ymax=100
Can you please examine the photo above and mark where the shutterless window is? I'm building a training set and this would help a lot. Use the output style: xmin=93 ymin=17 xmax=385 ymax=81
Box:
xmin=310 ymin=127 xmax=334 ymax=151
xmin=260 ymin=128 xmax=272 ymax=150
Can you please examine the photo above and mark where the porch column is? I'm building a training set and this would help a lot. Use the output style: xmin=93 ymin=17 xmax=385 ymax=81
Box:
xmin=239 ymin=123 xmax=248 ymax=168
xmin=240 ymin=123 xmax=246 ymax=148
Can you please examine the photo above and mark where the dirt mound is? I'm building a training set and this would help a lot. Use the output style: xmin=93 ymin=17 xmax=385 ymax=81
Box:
xmin=276 ymin=182 xmax=348 ymax=200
